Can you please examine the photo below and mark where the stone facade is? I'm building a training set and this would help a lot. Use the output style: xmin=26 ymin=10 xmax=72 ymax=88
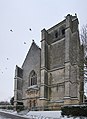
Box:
xmin=14 ymin=14 xmax=84 ymax=110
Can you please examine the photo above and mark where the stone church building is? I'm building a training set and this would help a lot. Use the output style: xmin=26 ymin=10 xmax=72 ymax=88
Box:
xmin=14 ymin=14 xmax=84 ymax=110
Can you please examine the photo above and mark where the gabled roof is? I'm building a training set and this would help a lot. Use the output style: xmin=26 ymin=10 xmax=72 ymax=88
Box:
xmin=22 ymin=40 xmax=41 ymax=68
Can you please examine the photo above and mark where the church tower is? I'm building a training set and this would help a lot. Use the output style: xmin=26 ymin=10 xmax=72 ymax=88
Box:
xmin=40 ymin=14 xmax=84 ymax=108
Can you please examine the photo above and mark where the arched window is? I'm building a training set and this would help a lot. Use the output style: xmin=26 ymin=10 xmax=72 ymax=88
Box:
xmin=62 ymin=28 xmax=65 ymax=35
xmin=29 ymin=100 xmax=31 ymax=108
xmin=60 ymin=26 xmax=65 ymax=36
xmin=33 ymin=100 xmax=36 ymax=107
xmin=29 ymin=70 xmax=37 ymax=86
xmin=55 ymin=31 xmax=58 ymax=38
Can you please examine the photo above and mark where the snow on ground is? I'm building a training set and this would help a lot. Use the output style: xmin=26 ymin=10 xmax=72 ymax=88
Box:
xmin=25 ymin=111 xmax=62 ymax=119
xmin=0 ymin=109 xmax=87 ymax=119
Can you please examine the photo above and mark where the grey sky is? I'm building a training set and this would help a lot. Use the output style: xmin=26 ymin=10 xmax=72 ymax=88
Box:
xmin=0 ymin=0 xmax=87 ymax=101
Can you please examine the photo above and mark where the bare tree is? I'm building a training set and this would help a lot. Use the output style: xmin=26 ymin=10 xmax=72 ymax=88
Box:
xmin=80 ymin=24 xmax=87 ymax=99
xmin=81 ymin=24 xmax=87 ymax=57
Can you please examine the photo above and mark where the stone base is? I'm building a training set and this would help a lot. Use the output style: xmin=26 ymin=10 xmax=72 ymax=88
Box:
xmin=64 ymin=97 xmax=79 ymax=105
xmin=48 ymin=100 xmax=64 ymax=110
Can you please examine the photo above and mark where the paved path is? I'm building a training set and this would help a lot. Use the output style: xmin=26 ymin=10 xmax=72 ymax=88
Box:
xmin=0 ymin=111 xmax=29 ymax=119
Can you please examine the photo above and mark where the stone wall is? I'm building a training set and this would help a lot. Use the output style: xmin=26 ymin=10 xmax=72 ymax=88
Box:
xmin=49 ymin=39 xmax=65 ymax=69
xmin=22 ymin=41 xmax=41 ymax=107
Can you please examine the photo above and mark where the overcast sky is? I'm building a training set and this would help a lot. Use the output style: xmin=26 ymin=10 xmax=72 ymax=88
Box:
xmin=0 ymin=0 xmax=87 ymax=102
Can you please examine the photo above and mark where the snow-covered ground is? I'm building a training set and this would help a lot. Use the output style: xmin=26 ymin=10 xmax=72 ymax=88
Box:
xmin=0 ymin=109 xmax=87 ymax=119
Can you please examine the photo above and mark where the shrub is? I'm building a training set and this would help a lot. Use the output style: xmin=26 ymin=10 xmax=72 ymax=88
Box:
xmin=15 ymin=102 xmax=24 ymax=112
xmin=61 ymin=105 xmax=87 ymax=117
xmin=16 ymin=105 xmax=24 ymax=112
xmin=0 ymin=105 xmax=14 ymax=110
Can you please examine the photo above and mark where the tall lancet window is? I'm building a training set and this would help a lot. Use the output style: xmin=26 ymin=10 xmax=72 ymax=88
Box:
xmin=29 ymin=70 xmax=37 ymax=86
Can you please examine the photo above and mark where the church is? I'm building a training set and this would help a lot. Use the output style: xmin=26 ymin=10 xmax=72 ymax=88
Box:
xmin=14 ymin=14 xmax=84 ymax=110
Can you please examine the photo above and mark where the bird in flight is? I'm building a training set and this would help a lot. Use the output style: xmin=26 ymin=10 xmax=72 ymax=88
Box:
xmin=10 ymin=29 xmax=13 ymax=32
xmin=29 ymin=28 xmax=32 ymax=31
xmin=24 ymin=42 xmax=26 ymax=44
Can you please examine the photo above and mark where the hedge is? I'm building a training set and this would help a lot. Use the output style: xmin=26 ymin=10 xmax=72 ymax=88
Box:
xmin=0 ymin=105 xmax=14 ymax=110
xmin=61 ymin=105 xmax=87 ymax=117
xmin=15 ymin=105 xmax=24 ymax=112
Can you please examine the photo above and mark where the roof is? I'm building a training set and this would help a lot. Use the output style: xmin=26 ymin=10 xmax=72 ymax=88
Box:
xmin=22 ymin=40 xmax=41 ymax=68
